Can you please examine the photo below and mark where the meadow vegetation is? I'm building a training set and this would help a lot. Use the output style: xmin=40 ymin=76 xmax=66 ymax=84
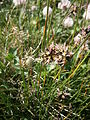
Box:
xmin=0 ymin=0 xmax=90 ymax=119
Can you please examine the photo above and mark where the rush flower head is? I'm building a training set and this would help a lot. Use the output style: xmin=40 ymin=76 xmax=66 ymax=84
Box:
xmin=40 ymin=42 xmax=73 ymax=66
xmin=49 ymin=42 xmax=54 ymax=52
xmin=43 ymin=6 xmax=52 ymax=17
xmin=13 ymin=0 xmax=26 ymax=6
xmin=63 ymin=17 xmax=74 ymax=27
xmin=80 ymin=40 xmax=89 ymax=52
xmin=58 ymin=0 xmax=71 ymax=10
xmin=81 ymin=42 xmax=89 ymax=51
xmin=83 ymin=3 xmax=90 ymax=20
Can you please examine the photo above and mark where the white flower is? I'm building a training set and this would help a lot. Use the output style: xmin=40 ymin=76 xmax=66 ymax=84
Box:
xmin=13 ymin=0 xmax=20 ymax=6
xmin=43 ymin=6 xmax=52 ymax=17
xmin=74 ymin=34 xmax=82 ymax=45
xmin=83 ymin=3 xmax=90 ymax=20
xmin=13 ymin=0 xmax=26 ymax=6
xmin=31 ymin=5 xmax=37 ymax=11
xmin=58 ymin=0 xmax=71 ymax=10
xmin=63 ymin=17 xmax=73 ymax=27
xmin=58 ymin=2 xmax=62 ymax=9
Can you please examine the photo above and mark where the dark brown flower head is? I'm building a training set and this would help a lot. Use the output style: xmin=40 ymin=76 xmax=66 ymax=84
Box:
xmin=40 ymin=42 xmax=73 ymax=66
xmin=71 ymin=4 xmax=77 ymax=16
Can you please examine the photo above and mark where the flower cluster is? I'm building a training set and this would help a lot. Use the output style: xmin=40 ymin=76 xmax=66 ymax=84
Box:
xmin=63 ymin=17 xmax=74 ymax=27
xmin=57 ymin=88 xmax=71 ymax=99
xmin=58 ymin=0 xmax=71 ymax=10
xmin=74 ymin=26 xmax=90 ymax=51
xmin=40 ymin=42 xmax=73 ymax=66
xmin=13 ymin=0 xmax=26 ymax=6
xmin=70 ymin=3 xmax=77 ymax=16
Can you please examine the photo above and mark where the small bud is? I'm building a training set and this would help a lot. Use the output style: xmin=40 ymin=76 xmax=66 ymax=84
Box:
xmin=26 ymin=56 xmax=34 ymax=68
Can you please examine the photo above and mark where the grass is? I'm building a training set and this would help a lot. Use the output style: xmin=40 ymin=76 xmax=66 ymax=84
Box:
xmin=0 ymin=0 xmax=90 ymax=120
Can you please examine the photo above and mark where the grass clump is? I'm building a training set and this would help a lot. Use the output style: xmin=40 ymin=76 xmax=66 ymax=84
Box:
xmin=0 ymin=0 xmax=90 ymax=120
